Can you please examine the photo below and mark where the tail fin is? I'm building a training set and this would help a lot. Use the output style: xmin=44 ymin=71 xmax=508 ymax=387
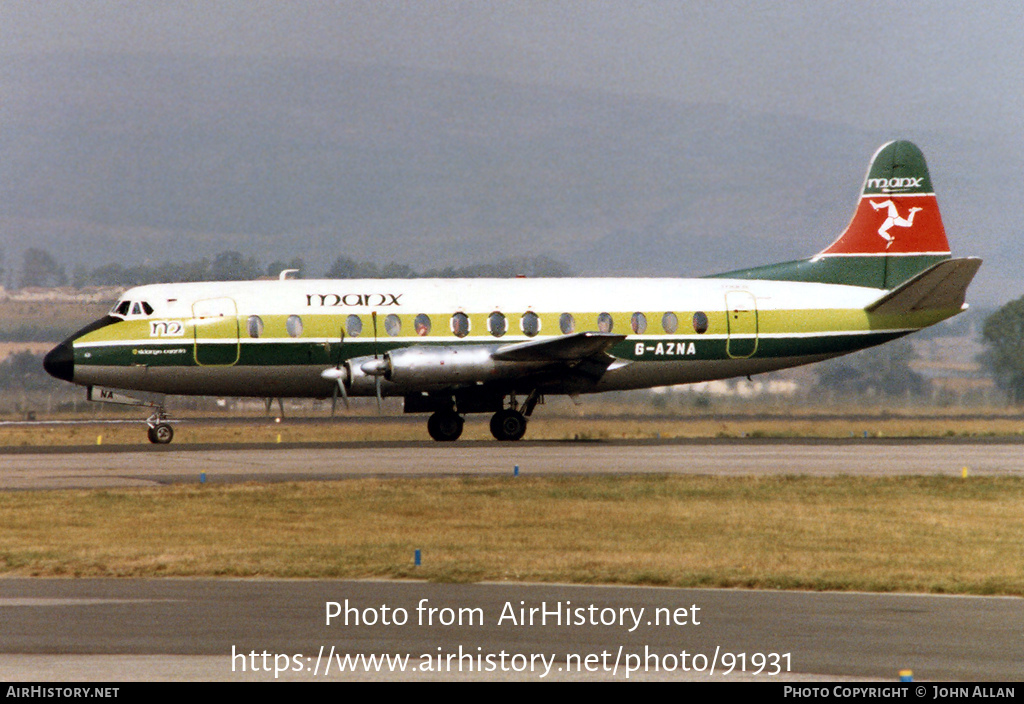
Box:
xmin=711 ymin=140 xmax=958 ymax=289
xmin=816 ymin=140 xmax=950 ymax=258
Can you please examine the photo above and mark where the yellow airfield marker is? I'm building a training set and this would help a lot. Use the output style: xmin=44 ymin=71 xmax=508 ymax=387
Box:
xmin=96 ymin=435 xmax=102 ymax=446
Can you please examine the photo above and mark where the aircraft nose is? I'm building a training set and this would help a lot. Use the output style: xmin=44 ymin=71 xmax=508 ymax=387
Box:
xmin=43 ymin=341 xmax=74 ymax=382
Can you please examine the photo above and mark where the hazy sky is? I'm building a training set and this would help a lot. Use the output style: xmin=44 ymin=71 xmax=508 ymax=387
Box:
xmin=3 ymin=0 xmax=1022 ymax=136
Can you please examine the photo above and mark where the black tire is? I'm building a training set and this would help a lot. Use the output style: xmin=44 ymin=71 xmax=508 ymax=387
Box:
xmin=427 ymin=411 xmax=463 ymax=441
xmin=490 ymin=409 xmax=527 ymax=441
xmin=148 ymin=423 xmax=174 ymax=444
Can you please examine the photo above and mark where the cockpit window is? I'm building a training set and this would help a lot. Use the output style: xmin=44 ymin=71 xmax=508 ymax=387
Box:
xmin=112 ymin=300 xmax=154 ymax=317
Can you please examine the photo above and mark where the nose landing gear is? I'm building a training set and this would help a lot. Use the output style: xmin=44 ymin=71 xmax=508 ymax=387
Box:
xmin=146 ymin=409 xmax=175 ymax=445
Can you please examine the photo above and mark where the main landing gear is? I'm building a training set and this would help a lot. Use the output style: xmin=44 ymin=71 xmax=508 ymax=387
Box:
xmin=426 ymin=392 xmax=540 ymax=442
xmin=490 ymin=409 xmax=527 ymax=441
xmin=146 ymin=408 xmax=174 ymax=445
xmin=427 ymin=410 xmax=464 ymax=442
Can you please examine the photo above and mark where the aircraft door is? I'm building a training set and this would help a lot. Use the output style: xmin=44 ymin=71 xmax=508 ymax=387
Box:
xmin=725 ymin=290 xmax=758 ymax=359
xmin=192 ymin=297 xmax=240 ymax=366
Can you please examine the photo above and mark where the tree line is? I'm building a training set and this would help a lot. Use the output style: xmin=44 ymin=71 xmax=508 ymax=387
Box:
xmin=7 ymin=247 xmax=572 ymax=288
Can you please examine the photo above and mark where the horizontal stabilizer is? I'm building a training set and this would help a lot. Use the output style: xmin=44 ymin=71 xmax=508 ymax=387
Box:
xmin=492 ymin=332 xmax=625 ymax=362
xmin=865 ymin=257 xmax=982 ymax=315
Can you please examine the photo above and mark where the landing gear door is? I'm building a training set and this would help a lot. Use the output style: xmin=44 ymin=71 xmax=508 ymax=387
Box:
xmin=192 ymin=297 xmax=240 ymax=366
xmin=725 ymin=290 xmax=758 ymax=359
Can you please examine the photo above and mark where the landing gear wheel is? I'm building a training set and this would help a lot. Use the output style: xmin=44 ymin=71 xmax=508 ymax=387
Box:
xmin=147 ymin=423 xmax=174 ymax=444
xmin=427 ymin=411 xmax=464 ymax=442
xmin=490 ymin=409 xmax=527 ymax=441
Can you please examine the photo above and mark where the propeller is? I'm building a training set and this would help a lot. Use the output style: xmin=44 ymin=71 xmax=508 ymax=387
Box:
xmin=371 ymin=311 xmax=382 ymax=413
xmin=324 ymin=325 xmax=348 ymax=414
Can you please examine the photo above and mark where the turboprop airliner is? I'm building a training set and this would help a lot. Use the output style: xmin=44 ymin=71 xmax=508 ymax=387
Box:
xmin=44 ymin=141 xmax=980 ymax=443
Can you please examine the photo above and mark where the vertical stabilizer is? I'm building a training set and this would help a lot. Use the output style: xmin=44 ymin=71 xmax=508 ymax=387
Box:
xmin=816 ymin=140 xmax=950 ymax=258
xmin=712 ymin=141 xmax=953 ymax=289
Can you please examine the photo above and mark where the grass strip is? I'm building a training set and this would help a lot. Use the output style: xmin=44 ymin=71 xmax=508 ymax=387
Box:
xmin=1 ymin=475 xmax=1021 ymax=595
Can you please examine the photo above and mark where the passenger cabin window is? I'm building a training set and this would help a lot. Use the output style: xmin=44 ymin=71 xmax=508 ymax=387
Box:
xmin=384 ymin=314 xmax=401 ymax=337
xmin=692 ymin=311 xmax=709 ymax=334
xmin=248 ymin=315 xmax=264 ymax=338
xmin=521 ymin=311 xmax=540 ymax=337
xmin=286 ymin=315 xmax=303 ymax=338
xmin=662 ymin=312 xmax=679 ymax=334
xmin=346 ymin=314 xmax=362 ymax=337
xmin=414 ymin=314 xmax=431 ymax=336
xmin=488 ymin=312 xmax=507 ymax=337
xmin=451 ymin=312 xmax=470 ymax=338
xmin=631 ymin=312 xmax=647 ymax=334
xmin=559 ymin=313 xmax=575 ymax=335
xmin=597 ymin=312 xmax=613 ymax=333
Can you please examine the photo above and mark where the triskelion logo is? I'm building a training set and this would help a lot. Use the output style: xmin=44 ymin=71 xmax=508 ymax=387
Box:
xmin=870 ymin=200 xmax=923 ymax=249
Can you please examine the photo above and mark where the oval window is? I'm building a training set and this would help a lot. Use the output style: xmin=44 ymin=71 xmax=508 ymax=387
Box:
xmin=597 ymin=312 xmax=613 ymax=333
xmin=247 ymin=315 xmax=264 ymax=338
xmin=488 ymin=311 xmax=507 ymax=337
xmin=559 ymin=312 xmax=575 ymax=335
xmin=692 ymin=311 xmax=709 ymax=334
xmin=384 ymin=314 xmax=401 ymax=337
xmin=451 ymin=312 xmax=470 ymax=338
xmin=630 ymin=312 xmax=647 ymax=334
xmin=346 ymin=314 xmax=362 ymax=337
xmin=286 ymin=315 xmax=303 ymax=338
xmin=662 ymin=312 xmax=678 ymax=334
xmin=414 ymin=313 xmax=431 ymax=336
xmin=522 ymin=311 xmax=540 ymax=337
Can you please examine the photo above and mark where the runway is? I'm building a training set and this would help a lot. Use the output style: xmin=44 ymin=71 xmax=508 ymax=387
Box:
xmin=0 ymin=438 xmax=1021 ymax=490
xmin=1 ymin=578 xmax=1021 ymax=681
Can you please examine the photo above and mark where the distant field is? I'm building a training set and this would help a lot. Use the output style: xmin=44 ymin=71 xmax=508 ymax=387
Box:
xmin=0 ymin=300 xmax=111 ymax=341
xmin=0 ymin=475 xmax=1020 ymax=596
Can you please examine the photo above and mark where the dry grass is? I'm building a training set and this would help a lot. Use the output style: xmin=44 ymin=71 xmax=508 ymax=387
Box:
xmin=2 ymin=411 xmax=1024 ymax=446
xmin=1 ymin=476 xmax=1021 ymax=595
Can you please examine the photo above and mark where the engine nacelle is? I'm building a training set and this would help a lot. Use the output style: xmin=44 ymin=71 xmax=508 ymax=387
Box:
xmin=340 ymin=355 xmax=387 ymax=395
xmin=384 ymin=346 xmax=509 ymax=386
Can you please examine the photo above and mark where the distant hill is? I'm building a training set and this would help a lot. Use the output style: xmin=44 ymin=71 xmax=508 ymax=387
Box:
xmin=1 ymin=52 xmax=1017 ymax=304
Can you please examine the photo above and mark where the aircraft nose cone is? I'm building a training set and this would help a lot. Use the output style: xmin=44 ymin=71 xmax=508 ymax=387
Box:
xmin=43 ymin=341 xmax=74 ymax=382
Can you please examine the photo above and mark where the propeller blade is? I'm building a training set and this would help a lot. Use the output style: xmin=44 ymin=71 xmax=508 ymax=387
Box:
xmin=338 ymin=377 xmax=349 ymax=410
xmin=372 ymin=311 xmax=379 ymax=359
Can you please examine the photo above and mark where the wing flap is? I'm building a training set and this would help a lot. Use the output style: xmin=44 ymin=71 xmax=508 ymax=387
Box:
xmin=866 ymin=257 xmax=982 ymax=315
xmin=492 ymin=332 xmax=626 ymax=362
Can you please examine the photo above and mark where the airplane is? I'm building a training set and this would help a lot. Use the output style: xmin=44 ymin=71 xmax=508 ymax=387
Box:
xmin=43 ymin=140 xmax=980 ymax=444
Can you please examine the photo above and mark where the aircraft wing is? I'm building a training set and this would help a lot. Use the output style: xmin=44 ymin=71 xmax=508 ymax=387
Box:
xmin=491 ymin=331 xmax=626 ymax=362
xmin=866 ymin=257 xmax=982 ymax=315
